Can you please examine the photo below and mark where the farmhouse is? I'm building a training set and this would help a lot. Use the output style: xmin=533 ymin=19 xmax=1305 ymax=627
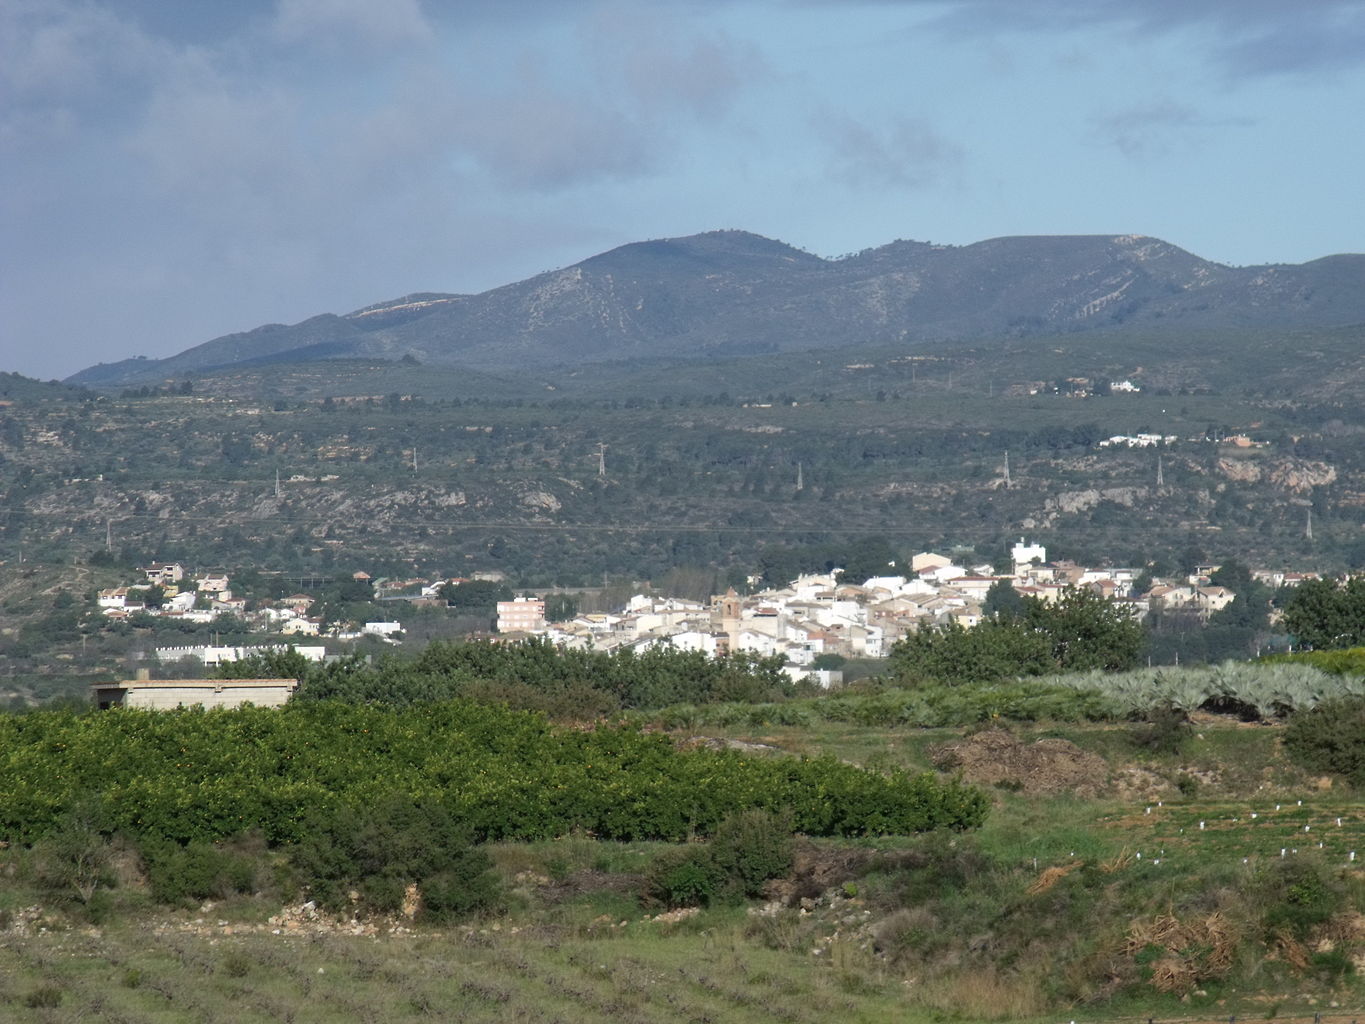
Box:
xmin=92 ymin=675 xmax=297 ymax=710
xmin=141 ymin=562 xmax=186 ymax=585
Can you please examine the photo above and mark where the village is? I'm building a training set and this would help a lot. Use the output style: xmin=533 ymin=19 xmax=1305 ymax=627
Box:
xmin=94 ymin=542 xmax=1318 ymax=687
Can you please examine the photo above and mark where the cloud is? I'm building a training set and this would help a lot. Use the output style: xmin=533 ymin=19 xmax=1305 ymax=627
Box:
xmin=1089 ymin=99 xmax=1251 ymax=160
xmin=418 ymin=7 xmax=767 ymax=192
xmin=817 ymin=110 xmax=963 ymax=189
xmin=0 ymin=0 xmax=170 ymax=129
xmin=584 ymin=5 xmax=766 ymax=119
xmin=445 ymin=75 xmax=657 ymax=190
xmin=271 ymin=0 xmax=433 ymax=48
xmin=878 ymin=0 xmax=1365 ymax=78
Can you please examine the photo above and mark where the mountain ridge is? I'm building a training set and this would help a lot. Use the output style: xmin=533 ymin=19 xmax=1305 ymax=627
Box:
xmin=66 ymin=230 xmax=1365 ymax=386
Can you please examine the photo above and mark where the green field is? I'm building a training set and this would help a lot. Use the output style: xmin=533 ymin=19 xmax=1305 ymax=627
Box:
xmin=5 ymin=711 xmax=1365 ymax=1021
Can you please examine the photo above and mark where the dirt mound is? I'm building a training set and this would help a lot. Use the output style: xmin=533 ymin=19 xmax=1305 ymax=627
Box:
xmin=765 ymin=842 xmax=877 ymax=906
xmin=930 ymin=728 xmax=1109 ymax=797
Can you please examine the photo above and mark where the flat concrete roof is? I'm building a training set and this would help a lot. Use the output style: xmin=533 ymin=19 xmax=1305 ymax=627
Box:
xmin=93 ymin=678 xmax=297 ymax=690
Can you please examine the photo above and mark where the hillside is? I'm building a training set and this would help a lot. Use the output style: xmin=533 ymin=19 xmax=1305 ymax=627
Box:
xmin=66 ymin=231 xmax=1365 ymax=386
xmin=4 ymin=699 xmax=1365 ymax=1021
xmin=6 ymin=338 xmax=1365 ymax=595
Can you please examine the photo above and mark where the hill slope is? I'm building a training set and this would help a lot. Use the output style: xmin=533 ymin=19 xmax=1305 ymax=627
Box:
xmin=67 ymin=230 xmax=1365 ymax=385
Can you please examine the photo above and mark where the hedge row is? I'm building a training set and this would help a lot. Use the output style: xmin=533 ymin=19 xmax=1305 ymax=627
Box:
xmin=0 ymin=701 xmax=987 ymax=845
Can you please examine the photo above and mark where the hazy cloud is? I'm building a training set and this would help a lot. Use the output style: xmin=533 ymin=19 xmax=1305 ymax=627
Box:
xmin=272 ymin=0 xmax=433 ymax=48
xmin=1092 ymin=100 xmax=1199 ymax=160
xmin=585 ymin=5 xmax=766 ymax=118
xmin=890 ymin=0 xmax=1365 ymax=77
xmin=446 ymin=78 xmax=657 ymax=190
xmin=818 ymin=111 xmax=963 ymax=189
xmin=0 ymin=0 xmax=170 ymax=130
xmin=1090 ymin=99 xmax=1253 ymax=159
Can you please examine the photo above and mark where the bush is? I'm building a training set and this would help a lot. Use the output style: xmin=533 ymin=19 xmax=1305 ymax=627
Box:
xmin=1262 ymin=647 xmax=1365 ymax=676
xmin=142 ymin=837 xmax=260 ymax=905
xmin=645 ymin=846 xmax=727 ymax=908
xmin=420 ymin=856 xmax=506 ymax=922
xmin=30 ymin=800 xmax=114 ymax=906
xmin=288 ymin=795 xmax=502 ymax=921
xmin=1283 ymin=696 xmax=1365 ymax=785
xmin=1257 ymin=858 xmax=1343 ymax=940
xmin=645 ymin=810 xmax=796 ymax=907
xmin=24 ymin=984 xmax=63 ymax=1009
xmin=709 ymin=809 xmax=794 ymax=898
xmin=1129 ymin=703 xmax=1190 ymax=755
xmin=0 ymin=701 xmax=987 ymax=846
xmin=221 ymin=952 xmax=252 ymax=978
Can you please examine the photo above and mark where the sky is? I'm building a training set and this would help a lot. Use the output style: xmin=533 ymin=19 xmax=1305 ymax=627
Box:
xmin=4 ymin=0 xmax=1365 ymax=381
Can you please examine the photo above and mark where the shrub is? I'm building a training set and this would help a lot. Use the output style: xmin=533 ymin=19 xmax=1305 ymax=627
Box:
xmin=420 ymin=855 xmax=505 ymax=922
xmin=1258 ymin=858 xmax=1343 ymax=940
xmin=24 ymin=984 xmax=63 ymax=1008
xmin=142 ymin=838 xmax=259 ymax=905
xmin=1129 ymin=703 xmax=1190 ymax=755
xmin=709 ymin=809 xmax=794 ymax=899
xmin=1262 ymin=647 xmax=1365 ymax=676
xmin=30 ymin=800 xmax=114 ymax=906
xmin=0 ymin=701 xmax=986 ymax=846
xmin=288 ymin=795 xmax=503 ymax=921
xmin=221 ymin=952 xmax=252 ymax=978
xmin=644 ymin=810 xmax=796 ymax=907
xmin=1283 ymin=696 xmax=1365 ymax=785
xmin=644 ymin=846 xmax=727 ymax=908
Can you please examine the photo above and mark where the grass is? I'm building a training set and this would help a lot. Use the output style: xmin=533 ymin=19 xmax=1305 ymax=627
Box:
xmin=1102 ymin=796 xmax=1365 ymax=870
xmin=0 ymin=915 xmax=916 ymax=1023
xmin=4 ymin=715 xmax=1365 ymax=1021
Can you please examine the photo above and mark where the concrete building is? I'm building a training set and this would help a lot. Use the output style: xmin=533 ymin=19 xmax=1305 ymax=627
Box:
xmin=1011 ymin=538 xmax=1046 ymax=569
xmin=497 ymin=597 xmax=545 ymax=633
xmin=92 ymin=676 xmax=297 ymax=710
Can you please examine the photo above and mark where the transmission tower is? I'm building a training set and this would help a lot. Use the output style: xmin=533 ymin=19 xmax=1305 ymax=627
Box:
xmin=1003 ymin=450 xmax=1011 ymax=489
xmin=595 ymin=443 xmax=607 ymax=477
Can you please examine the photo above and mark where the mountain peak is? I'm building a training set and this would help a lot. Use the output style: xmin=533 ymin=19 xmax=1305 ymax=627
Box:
xmin=581 ymin=230 xmax=825 ymax=273
xmin=64 ymin=231 xmax=1365 ymax=386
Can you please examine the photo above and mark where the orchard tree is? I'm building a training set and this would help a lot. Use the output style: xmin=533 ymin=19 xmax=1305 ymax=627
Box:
xmin=1024 ymin=587 xmax=1145 ymax=672
xmin=1282 ymin=576 xmax=1365 ymax=650
xmin=891 ymin=586 xmax=1144 ymax=683
xmin=983 ymin=579 xmax=1026 ymax=621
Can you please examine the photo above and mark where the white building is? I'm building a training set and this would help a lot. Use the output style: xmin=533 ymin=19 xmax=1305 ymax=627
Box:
xmin=153 ymin=644 xmax=326 ymax=666
xmin=1011 ymin=538 xmax=1046 ymax=569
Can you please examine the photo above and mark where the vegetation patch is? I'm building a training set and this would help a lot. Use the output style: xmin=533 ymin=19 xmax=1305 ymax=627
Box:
xmin=930 ymin=728 xmax=1110 ymax=796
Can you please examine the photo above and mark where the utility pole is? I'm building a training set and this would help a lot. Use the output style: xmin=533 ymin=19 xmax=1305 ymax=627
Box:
xmin=1003 ymin=450 xmax=1011 ymax=489
xmin=275 ymin=468 xmax=281 ymax=498
xmin=106 ymin=519 xmax=113 ymax=553
xmin=1156 ymin=453 xmax=1164 ymax=489
xmin=1306 ymin=508 xmax=1314 ymax=541
xmin=796 ymin=461 xmax=804 ymax=491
